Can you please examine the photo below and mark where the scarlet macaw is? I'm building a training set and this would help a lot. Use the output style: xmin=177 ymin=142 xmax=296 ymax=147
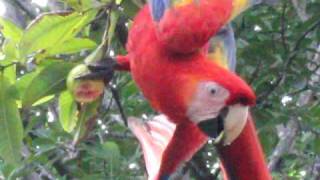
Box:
xmin=80 ymin=0 xmax=274 ymax=179
xmin=127 ymin=24 xmax=270 ymax=180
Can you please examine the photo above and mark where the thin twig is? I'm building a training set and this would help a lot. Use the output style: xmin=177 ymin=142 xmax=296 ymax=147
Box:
xmin=280 ymin=2 xmax=289 ymax=54
xmin=110 ymin=85 xmax=127 ymax=126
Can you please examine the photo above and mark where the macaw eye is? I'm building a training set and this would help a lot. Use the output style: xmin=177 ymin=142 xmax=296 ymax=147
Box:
xmin=210 ymin=88 xmax=216 ymax=95
xmin=205 ymin=83 xmax=220 ymax=96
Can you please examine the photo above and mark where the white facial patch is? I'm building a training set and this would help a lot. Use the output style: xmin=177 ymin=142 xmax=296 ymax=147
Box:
xmin=187 ymin=81 xmax=249 ymax=146
xmin=187 ymin=81 xmax=230 ymax=124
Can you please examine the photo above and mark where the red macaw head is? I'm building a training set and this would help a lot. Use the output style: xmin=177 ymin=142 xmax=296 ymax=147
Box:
xmin=176 ymin=58 xmax=255 ymax=144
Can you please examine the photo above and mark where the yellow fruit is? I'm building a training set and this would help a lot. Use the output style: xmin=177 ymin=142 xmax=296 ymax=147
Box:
xmin=67 ymin=64 xmax=105 ymax=103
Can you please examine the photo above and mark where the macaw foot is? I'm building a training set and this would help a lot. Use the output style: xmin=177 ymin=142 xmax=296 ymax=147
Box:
xmin=76 ymin=57 xmax=128 ymax=126
xmin=75 ymin=57 xmax=116 ymax=85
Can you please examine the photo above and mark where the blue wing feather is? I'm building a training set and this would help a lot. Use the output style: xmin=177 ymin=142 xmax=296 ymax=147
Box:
xmin=150 ymin=0 xmax=170 ymax=21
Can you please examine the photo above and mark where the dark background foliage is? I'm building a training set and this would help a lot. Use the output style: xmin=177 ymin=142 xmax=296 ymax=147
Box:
xmin=0 ymin=0 xmax=319 ymax=179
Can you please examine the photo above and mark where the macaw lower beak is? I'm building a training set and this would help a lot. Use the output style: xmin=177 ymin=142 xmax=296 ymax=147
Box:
xmin=197 ymin=104 xmax=249 ymax=146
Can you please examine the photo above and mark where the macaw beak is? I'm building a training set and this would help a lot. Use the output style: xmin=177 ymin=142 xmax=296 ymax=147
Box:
xmin=197 ymin=104 xmax=249 ymax=146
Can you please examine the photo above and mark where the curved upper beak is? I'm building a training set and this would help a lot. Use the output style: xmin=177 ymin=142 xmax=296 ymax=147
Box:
xmin=197 ymin=104 xmax=249 ymax=146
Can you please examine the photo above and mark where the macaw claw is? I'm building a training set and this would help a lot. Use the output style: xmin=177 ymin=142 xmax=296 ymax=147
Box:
xmin=86 ymin=58 xmax=117 ymax=71
xmin=75 ymin=58 xmax=116 ymax=85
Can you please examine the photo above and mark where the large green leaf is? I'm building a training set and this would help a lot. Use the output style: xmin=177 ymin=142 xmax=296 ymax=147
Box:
xmin=59 ymin=91 xmax=78 ymax=132
xmin=3 ymin=63 xmax=16 ymax=84
xmin=0 ymin=76 xmax=23 ymax=165
xmin=48 ymin=38 xmax=97 ymax=56
xmin=22 ymin=62 xmax=76 ymax=107
xmin=0 ymin=18 xmax=23 ymax=43
xmin=10 ymin=71 xmax=39 ymax=100
xmin=19 ymin=10 xmax=97 ymax=58
xmin=2 ymin=40 xmax=19 ymax=60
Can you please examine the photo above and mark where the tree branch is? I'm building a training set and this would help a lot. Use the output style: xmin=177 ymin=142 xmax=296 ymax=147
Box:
xmin=268 ymin=119 xmax=299 ymax=171
xmin=11 ymin=0 xmax=38 ymax=19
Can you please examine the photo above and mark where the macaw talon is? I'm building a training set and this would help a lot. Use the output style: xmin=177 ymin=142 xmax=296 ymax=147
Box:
xmin=75 ymin=71 xmax=111 ymax=81
xmin=75 ymin=58 xmax=116 ymax=85
xmin=86 ymin=58 xmax=117 ymax=71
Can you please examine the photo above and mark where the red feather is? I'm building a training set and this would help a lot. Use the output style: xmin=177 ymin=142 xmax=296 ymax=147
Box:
xmin=217 ymin=114 xmax=272 ymax=180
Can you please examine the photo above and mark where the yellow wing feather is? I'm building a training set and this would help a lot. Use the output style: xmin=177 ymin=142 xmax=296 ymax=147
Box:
xmin=230 ymin=0 xmax=251 ymax=20
xmin=208 ymin=43 xmax=229 ymax=70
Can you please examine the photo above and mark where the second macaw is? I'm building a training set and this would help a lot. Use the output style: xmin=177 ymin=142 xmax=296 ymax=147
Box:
xmin=82 ymin=0 xmax=273 ymax=179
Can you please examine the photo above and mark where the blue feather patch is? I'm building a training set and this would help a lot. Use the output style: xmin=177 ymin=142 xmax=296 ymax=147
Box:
xmin=150 ymin=0 xmax=170 ymax=21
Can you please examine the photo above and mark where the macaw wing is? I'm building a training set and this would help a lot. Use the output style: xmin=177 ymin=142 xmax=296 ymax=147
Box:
xmin=128 ymin=115 xmax=176 ymax=179
xmin=128 ymin=115 xmax=208 ymax=180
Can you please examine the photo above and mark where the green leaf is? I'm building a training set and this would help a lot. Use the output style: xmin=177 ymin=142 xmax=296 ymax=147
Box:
xmin=3 ymin=64 xmax=16 ymax=84
xmin=48 ymin=38 xmax=97 ymax=56
xmin=101 ymin=0 xmax=112 ymax=3
xmin=0 ymin=17 xmax=23 ymax=43
xmin=10 ymin=71 xmax=39 ymax=100
xmin=0 ymin=163 xmax=15 ymax=179
xmin=32 ymin=95 xmax=55 ymax=106
xmin=115 ymin=0 xmax=122 ymax=5
xmin=22 ymin=62 xmax=76 ymax=107
xmin=19 ymin=10 xmax=97 ymax=59
xmin=59 ymin=91 xmax=78 ymax=132
xmin=121 ymin=0 xmax=140 ymax=18
xmin=0 ymin=75 xmax=23 ymax=165
xmin=313 ymin=136 xmax=320 ymax=154
xmin=2 ymin=40 xmax=19 ymax=60
xmin=84 ymin=44 xmax=106 ymax=64
xmin=73 ymin=101 xmax=99 ymax=143
xmin=102 ymin=141 xmax=121 ymax=166
xmin=83 ymin=141 xmax=121 ymax=165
